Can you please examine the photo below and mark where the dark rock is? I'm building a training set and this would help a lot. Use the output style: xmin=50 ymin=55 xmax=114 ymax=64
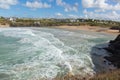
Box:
xmin=104 ymin=34 xmax=120 ymax=68
xmin=110 ymin=35 xmax=120 ymax=44
xmin=110 ymin=26 xmax=120 ymax=32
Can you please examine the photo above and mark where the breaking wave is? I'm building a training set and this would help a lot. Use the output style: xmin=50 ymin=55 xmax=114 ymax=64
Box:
xmin=0 ymin=28 xmax=114 ymax=80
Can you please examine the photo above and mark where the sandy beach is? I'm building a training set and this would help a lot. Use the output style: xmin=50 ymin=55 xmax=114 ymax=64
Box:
xmin=0 ymin=24 xmax=10 ymax=28
xmin=0 ymin=25 xmax=119 ymax=35
xmin=54 ymin=25 xmax=119 ymax=35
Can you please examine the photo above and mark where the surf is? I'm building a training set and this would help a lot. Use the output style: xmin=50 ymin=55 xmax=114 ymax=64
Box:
xmin=0 ymin=28 xmax=115 ymax=80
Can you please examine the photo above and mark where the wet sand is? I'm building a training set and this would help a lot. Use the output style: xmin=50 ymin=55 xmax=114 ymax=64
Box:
xmin=0 ymin=25 xmax=119 ymax=35
xmin=54 ymin=25 xmax=119 ymax=35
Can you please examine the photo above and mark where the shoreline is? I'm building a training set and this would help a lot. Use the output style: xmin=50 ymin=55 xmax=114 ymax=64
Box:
xmin=53 ymin=25 xmax=119 ymax=35
xmin=0 ymin=25 xmax=119 ymax=35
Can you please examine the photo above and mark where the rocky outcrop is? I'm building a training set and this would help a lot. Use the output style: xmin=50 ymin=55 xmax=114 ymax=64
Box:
xmin=110 ymin=26 xmax=120 ymax=32
xmin=104 ymin=34 xmax=120 ymax=68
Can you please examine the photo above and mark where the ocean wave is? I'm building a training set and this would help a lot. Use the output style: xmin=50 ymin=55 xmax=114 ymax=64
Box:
xmin=0 ymin=28 xmax=113 ymax=80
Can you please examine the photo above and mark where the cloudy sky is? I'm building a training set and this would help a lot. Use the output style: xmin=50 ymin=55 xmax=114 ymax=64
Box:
xmin=0 ymin=0 xmax=120 ymax=20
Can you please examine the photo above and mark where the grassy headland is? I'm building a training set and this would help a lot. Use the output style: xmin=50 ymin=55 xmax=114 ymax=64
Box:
xmin=1 ymin=17 xmax=120 ymax=34
xmin=0 ymin=17 xmax=120 ymax=28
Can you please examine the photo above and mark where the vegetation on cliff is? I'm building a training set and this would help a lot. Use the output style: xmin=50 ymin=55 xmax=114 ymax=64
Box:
xmin=0 ymin=17 xmax=120 ymax=30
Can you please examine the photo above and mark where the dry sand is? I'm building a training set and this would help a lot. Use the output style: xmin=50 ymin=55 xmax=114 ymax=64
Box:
xmin=54 ymin=25 xmax=119 ymax=35
xmin=0 ymin=25 xmax=119 ymax=35
xmin=0 ymin=24 xmax=10 ymax=28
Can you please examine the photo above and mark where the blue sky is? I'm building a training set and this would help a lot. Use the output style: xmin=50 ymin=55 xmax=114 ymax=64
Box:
xmin=0 ymin=0 xmax=120 ymax=20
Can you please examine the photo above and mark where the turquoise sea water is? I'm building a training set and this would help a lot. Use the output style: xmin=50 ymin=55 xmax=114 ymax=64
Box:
xmin=0 ymin=28 xmax=116 ymax=80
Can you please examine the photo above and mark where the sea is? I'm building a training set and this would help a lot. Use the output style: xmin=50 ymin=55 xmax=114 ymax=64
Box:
xmin=0 ymin=27 xmax=116 ymax=80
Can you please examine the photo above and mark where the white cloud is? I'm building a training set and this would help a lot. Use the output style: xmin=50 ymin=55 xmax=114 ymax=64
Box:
xmin=49 ymin=0 xmax=120 ymax=20
xmin=94 ymin=9 xmax=105 ymax=12
xmin=82 ymin=0 xmax=94 ymax=8
xmin=55 ymin=13 xmax=79 ymax=19
xmin=25 ymin=1 xmax=51 ymax=9
xmin=56 ymin=0 xmax=79 ymax=12
xmin=0 ymin=0 xmax=18 ymax=9
xmin=82 ymin=0 xmax=120 ymax=20
xmin=55 ymin=12 xmax=64 ymax=18
xmin=83 ymin=9 xmax=87 ymax=14
xmin=55 ymin=13 xmax=63 ymax=16
xmin=82 ymin=0 xmax=120 ymax=11
xmin=68 ymin=14 xmax=78 ymax=18
xmin=83 ymin=9 xmax=120 ymax=21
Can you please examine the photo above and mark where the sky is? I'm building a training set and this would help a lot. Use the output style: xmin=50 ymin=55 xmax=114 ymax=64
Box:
xmin=0 ymin=0 xmax=120 ymax=21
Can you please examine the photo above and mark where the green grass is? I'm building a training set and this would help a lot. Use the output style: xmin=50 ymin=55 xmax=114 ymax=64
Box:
xmin=0 ymin=18 xmax=120 ymax=28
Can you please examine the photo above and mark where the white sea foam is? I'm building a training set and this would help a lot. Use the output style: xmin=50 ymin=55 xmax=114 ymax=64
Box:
xmin=18 ymin=38 xmax=31 ymax=43
xmin=0 ymin=28 xmax=35 ymax=38
xmin=0 ymin=28 xmax=115 ymax=80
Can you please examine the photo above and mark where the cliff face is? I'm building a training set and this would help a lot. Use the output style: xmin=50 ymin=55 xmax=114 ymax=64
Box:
xmin=104 ymin=34 xmax=120 ymax=68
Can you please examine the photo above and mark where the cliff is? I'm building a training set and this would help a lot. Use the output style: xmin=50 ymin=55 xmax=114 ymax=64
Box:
xmin=104 ymin=34 xmax=120 ymax=68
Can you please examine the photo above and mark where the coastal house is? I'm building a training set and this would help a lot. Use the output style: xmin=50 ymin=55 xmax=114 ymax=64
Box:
xmin=34 ymin=21 xmax=41 ymax=26
xmin=9 ymin=17 xmax=17 ymax=22
xmin=69 ymin=19 xmax=79 ymax=23
xmin=54 ymin=19 xmax=69 ymax=22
